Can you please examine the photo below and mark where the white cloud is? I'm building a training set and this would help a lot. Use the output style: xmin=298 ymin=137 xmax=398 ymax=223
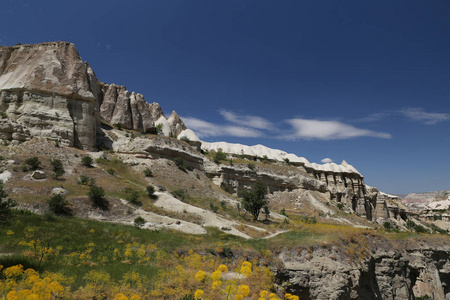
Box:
xmin=219 ymin=110 xmax=273 ymax=130
xmin=283 ymin=118 xmax=392 ymax=140
xmin=400 ymin=107 xmax=450 ymax=125
xmin=321 ymin=158 xmax=333 ymax=163
xmin=183 ymin=117 xmax=262 ymax=138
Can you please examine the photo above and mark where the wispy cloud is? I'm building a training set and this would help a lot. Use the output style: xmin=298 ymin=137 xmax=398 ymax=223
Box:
xmin=219 ymin=110 xmax=273 ymax=130
xmin=183 ymin=117 xmax=262 ymax=138
xmin=283 ymin=118 xmax=392 ymax=140
xmin=321 ymin=158 xmax=333 ymax=163
xmin=184 ymin=110 xmax=392 ymax=141
xmin=353 ymin=112 xmax=391 ymax=123
xmin=400 ymin=107 xmax=450 ymax=125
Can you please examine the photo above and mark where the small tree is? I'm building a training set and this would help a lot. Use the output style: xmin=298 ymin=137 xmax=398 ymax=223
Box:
xmin=48 ymin=194 xmax=72 ymax=216
xmin=134 ymin=216 xmax=146 ymax=229
xmin=155 ymin=123 xmax=163 ymax=135
xmin=0 ymin=180 xmax=16 ymax=224
xmin=240 ymin=181 xmax=268 ymax=221
xmin=51 ymin=159 xmax=65 ymax=179
xmin=81 ymin=156 xmax=93 ymax=167
xmin=25 ymin=157 xmax=42 ymax=171
xmin=88 ymin=184 xmax=108 ymax=210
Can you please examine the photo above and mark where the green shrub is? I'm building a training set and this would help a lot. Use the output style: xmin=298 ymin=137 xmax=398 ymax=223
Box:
xmin=25 ymin=157 xmax=42 ymax=171
xmin=218 ymin=247 xmax=233 ymax=258
xmin=247 ymin=163 xmax=255 ymax=171
xmin=172 ymin=189 xmax=188 ymax=201
xmin=134 ymin=216 xmax=146 ymax=228
xmin=51 ymin=159 xmax=65 ymax=179
xmin=383 ymin=222 xmax=391 ymax=231
xmin=213 ymin=149 xmax=227 ymax=164
xmin=48 ymin=194 xmax=72 ymax=216
xmin=107 ymin=168 xmax=115 ymax=175
xmin=210 ymin=202 xmax=218 ymax=213
xmin=78 ymin=175 xmax=95 ymax=186
xmin=88 ymin=184 xmax=108 ymax=210
xmin=146 ymin=185 xmax=156 ymax=199
xmin=81 ymin=156 xmax=93 ymax=167
xmin=174 ymin=157 xmax=186 ymax=171
xmin=144 ymin=168 xmax=153 ymax=177
xmin=125 ymin=189 xmax=141 ymax=206
xmin=337 ymin=203 xmax=344 ymax=210
xmin=0 ymin=180 xmax=16 ymax=224
xmin=220 ymin=200 xmax=227 ymax=210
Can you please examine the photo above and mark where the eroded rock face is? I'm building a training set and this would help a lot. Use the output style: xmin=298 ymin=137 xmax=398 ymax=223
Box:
xmin=0 ymin=42 xmax=99 ymax=149
xmin=277 ymin=240 xmax=450 ymax=300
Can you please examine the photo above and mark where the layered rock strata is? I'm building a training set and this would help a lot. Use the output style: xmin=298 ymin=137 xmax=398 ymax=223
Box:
xmin=202 ymin=141 xmax=390 ymax=221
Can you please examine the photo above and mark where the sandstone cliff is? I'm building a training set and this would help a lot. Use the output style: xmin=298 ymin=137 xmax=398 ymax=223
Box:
xmin=0 ymin=42 xmax=193 ymax=150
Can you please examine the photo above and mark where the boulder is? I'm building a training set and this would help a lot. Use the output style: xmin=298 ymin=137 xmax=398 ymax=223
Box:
xmin=31 ymin=170 xmax=46 ymax=180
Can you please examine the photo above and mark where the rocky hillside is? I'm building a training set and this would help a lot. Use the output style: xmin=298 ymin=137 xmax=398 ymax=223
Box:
xmin=0 ymin=41 xmax=449 ymax=300
xmin=0 ymin=41 xmax=425 ymax=227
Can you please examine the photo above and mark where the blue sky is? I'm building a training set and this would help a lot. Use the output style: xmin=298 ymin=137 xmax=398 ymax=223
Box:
xmin=1 ymin=0 xmax=449 ymax=194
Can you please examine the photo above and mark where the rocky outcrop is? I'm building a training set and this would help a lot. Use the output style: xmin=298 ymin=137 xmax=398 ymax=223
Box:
xmin=204 ymin=162 xmax=326 ymax=194
xmin=277 ymin=238 xmax=450 ymax=300
xmin=116 ymin=135 xmax=204 ymax=170
xmin=202 ymin=141 xmax=391 ymax=222
xmin=0 ymin=42 xmax=197 ymax=150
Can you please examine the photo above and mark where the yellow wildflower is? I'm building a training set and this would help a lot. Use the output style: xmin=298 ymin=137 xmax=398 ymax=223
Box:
xmin=6 ymin=230 xmax=14 ymax=235
xmin=240 ymin=261 xmax=252 ymax=277
xmin=217 ymin=264 xmax=228 ymax=273
xmin=124 ymin=248 xmax=133 ymax=258
xmin=234 ymin=295 xmax=244 ymax=300
xmin=114 ymin=293 xmax=129 ymax=300
xmin=130 ymin=295 xmax=141 ymax=300
xmin=195 ymin=270 xmax=206 ymax=282
xmin=237 ymin=284 xmax=250 ymax=297
xmin=194 ymin=289 xmax=204 ymax=300
xmin=89 ymin=229 xmax=95 ymax=233
xmin=4 ymin=264 xmax=24 ymax=278
xmin=211 ymin=270 xmax=222 ymax=281
xmin=260 ymin=290 xmax=269 ymax=298
xmin=212 ymin=280 xmax=221 ymax=290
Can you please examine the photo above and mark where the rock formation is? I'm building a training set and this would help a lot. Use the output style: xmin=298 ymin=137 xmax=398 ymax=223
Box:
xmin=0 ymin=42 xmax=195 ymax=150
xmin=277 ymin=238 xmax=450 ymax=300
xmin=202 ymin=141 xmax=391 ymax=222
xmin=0 ymin=42 xmax=99 ymax=149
